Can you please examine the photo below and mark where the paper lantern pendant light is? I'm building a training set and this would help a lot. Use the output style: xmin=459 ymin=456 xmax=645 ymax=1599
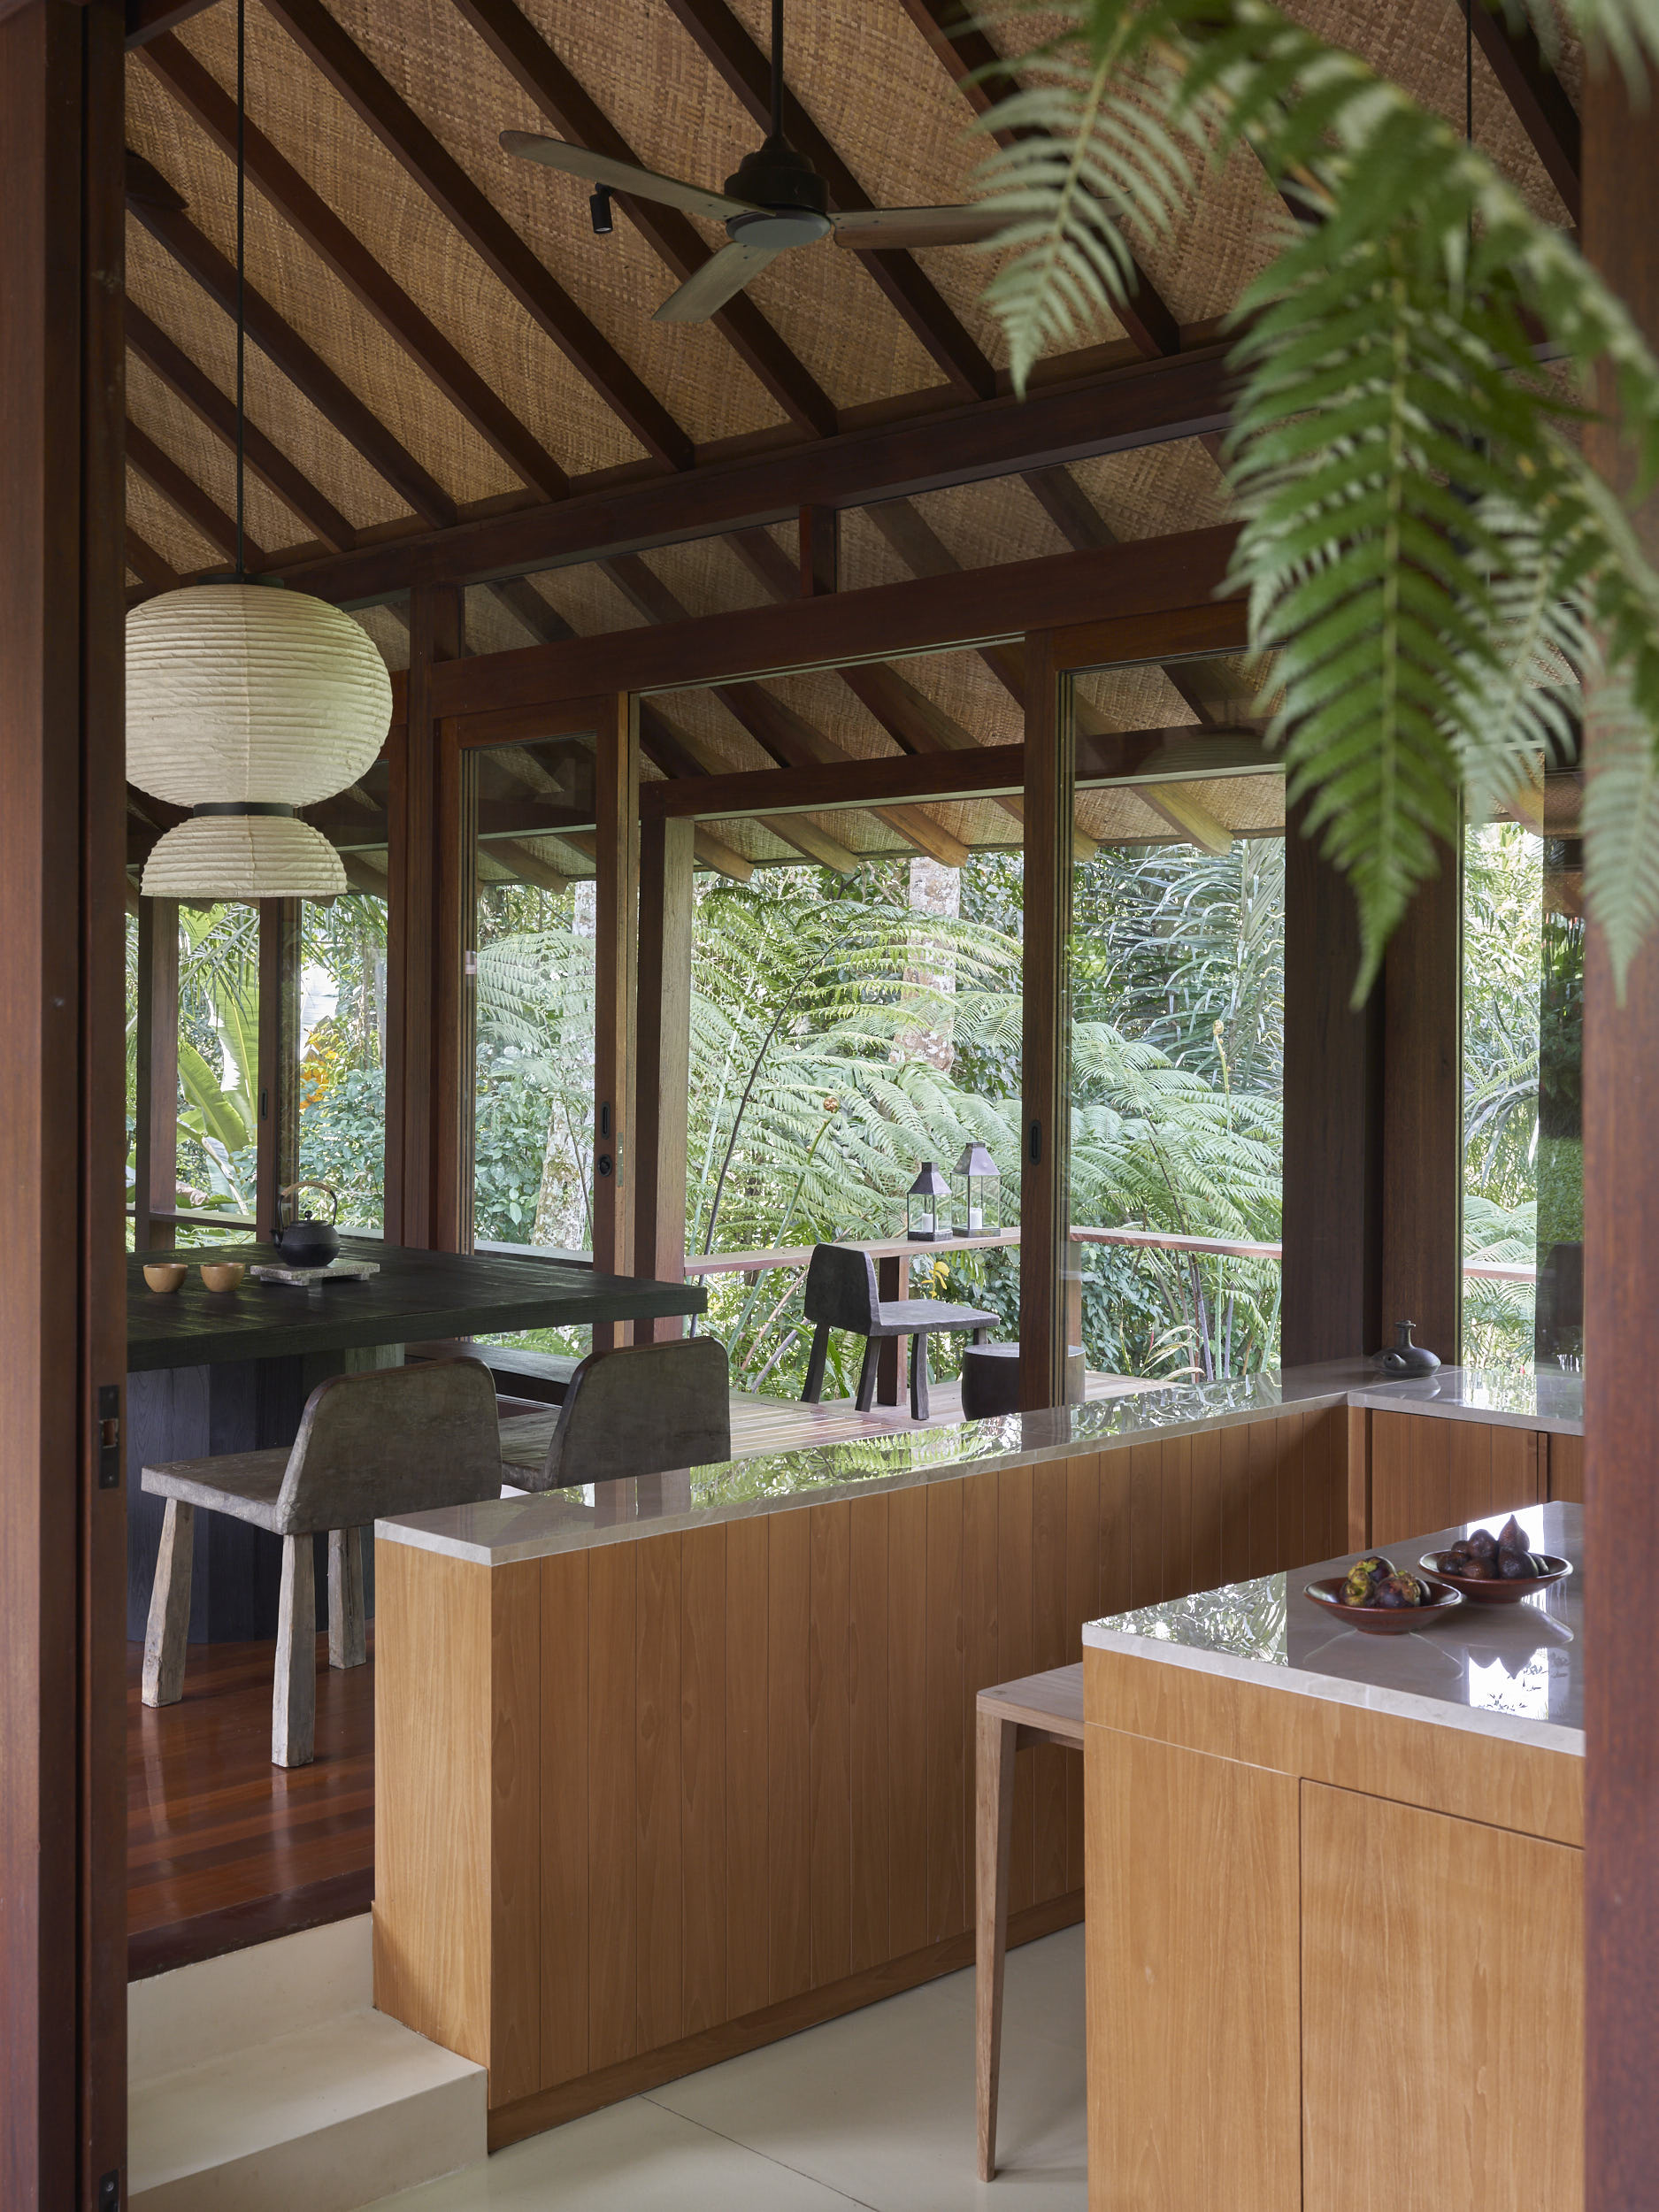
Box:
xmin=128 ymin=582 xmax=392 ymax=899
xmin=125 ymin=0 xmax=392 ymax=902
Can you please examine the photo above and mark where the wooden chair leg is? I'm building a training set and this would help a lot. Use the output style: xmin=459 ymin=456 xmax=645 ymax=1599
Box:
xmin=142 ymin=1498 xmax=194 ymax=1709
xmin=802 ymin=1321 xmax=831 ymax=1403
xmin=910 ymin=1332 xmax=930 ymax=1419
xmin=273 ymin=1533 xmax=317 ymax=1769
xmin=327 ymin=1528 xmax=366 ymax=1671
xmin=854 ymin=1336 xmax=880 ymax=1412
xmin=976 ymin=1708 xmax=1019 ymax=2183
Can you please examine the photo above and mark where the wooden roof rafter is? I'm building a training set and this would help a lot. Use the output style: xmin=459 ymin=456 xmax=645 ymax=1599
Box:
xmin=449 ymin=0 xmax=840 ymax=440
xmin=125 ymin=147 xmax=460 ymax=526
xmin=1468 ymin=5 xmax=1580 ymax=223
xmin=127 ymin=417 xmax=267 ymax=565
xmin=259 ymin=0 xmax=696 ymax=472
xmin=660 ymin=0 xmax=998 ymax=400
xmin=138 ymin=30 xmax=572 ymax=502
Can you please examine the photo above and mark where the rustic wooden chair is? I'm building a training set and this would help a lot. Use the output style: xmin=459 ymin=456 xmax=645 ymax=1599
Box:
xmin=140 ymin=1357 xmax=504 ymax=1769
xmin=976 ymin=1663 xmax=1086 ymax=2182
xmin=498 ymin=1335 xmax=733 ymax=1491
xmin=799 ymin=1241 xmax=998 ymax=1418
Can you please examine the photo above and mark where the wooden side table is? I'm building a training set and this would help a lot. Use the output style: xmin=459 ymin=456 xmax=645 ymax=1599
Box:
xmin=976 ymin=1663 xmax=1086 ymax=2180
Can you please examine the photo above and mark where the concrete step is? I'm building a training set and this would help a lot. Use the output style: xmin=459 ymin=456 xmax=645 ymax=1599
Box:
xmin=128 ymin=1917 xmax=487 ymax=2212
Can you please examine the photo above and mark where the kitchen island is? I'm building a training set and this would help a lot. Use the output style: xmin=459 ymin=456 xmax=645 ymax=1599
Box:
xmin=370 ymin=1361 xmax=1581 ymax=2149
xmin=1082 ymin=1501 xmax=1583 ymax=2212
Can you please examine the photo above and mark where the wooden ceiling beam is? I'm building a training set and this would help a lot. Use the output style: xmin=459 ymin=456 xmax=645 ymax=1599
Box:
xmin=126 ymin=147 xmax=460 ymax=528
xmin=602 ymin=549 xmax=966 ymax=864
xmin=276 ymin=346 xmax=1233 ymax=603
xmin=895 ymin=0 xmax=1180 ymax=360
xmin=127 ymin=419 xmax=267 ymax=565
xmin=125 ymin=0 xmax=221 ymax=48
xmin=661 ymin=0 xmax=997 ymax=400
xmin=141 ymin=33 xmax=571 ymax=502
xmin=125 ymin=297 xmax=358 ymax=549
xmin=450 ymin=0 xmax=838 ymax=441
xmin=126 ymin=526 xmax=180 ymax=590
xmin=1469 ymin=4 xmax=1580 ymax=223
xmin=483 ymin=836 xmax=576 ymax=893
xmin=261 ymin=0 xmax=695 ymax=472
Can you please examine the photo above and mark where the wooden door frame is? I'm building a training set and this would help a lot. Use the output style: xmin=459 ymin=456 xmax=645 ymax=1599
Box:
xmin=0 ymin=1 xmax=127 ymax=2201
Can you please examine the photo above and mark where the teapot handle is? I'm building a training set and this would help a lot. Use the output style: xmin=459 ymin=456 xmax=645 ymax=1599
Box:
xmin=278 ymin=1179 xmax=340 ymax=1225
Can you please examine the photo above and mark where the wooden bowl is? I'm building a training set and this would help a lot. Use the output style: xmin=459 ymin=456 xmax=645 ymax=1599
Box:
xmin=1420 ymin=1552 xmax=1571 ymax=1606
xmin=142 ymin=1263 xmax=186 ymax=1294
xmin=198 ymin=1261 xmax=246 ymax=1294
xmin=1302 ymin=1575 xmax=1464 ymax=1634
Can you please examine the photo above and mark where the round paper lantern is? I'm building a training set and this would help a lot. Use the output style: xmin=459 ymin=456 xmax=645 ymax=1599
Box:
xmin=127 ymin=580 xmax=392 ymax=899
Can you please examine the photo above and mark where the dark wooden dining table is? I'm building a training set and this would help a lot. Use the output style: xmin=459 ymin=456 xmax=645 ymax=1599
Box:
xmin=127 ymin=1237 xmax=705 ymax=1641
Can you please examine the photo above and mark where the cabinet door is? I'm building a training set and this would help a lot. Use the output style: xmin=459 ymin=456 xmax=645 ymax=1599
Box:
xmin=1370 ymin=1411 xmax=1541 ymax=1547
xmin=1547 ymin=1432 xmax=1585 ymax=1504
xmin=1301 ymin=1782 xmax=1582 ymax=2212
xmin=1085 ymin=1725 xmax=1300 ymax=2211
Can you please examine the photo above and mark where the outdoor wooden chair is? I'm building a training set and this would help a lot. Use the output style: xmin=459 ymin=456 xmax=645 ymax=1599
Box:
xmin=140 ymin=1357 xmax=504 ymax=1769
xmin=799 ymin=1241 xmax=998 ymax=1418
xmin=498 ymin=1335 xmax=733 ymax=1491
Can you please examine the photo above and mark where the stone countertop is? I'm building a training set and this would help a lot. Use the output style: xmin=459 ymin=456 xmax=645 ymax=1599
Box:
xmin=377 ymin=1360 xmax=1581 ymax=1570
xmin=1348 ymin=1364 xmax=1583 ymax=1435
xmin=1082 ymin=1501 xmax=1583 ymax=1755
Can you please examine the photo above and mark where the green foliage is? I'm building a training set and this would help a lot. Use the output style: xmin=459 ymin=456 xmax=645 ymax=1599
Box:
xmin=971 ymin=0 xmax=1659 ymax=996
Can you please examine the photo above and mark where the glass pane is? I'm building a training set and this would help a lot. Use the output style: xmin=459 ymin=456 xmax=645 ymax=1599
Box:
xmin=297 ymin=888 xmax=389 ymax=1232
xmin=1066 ymin=654 xmax=1286 ymax=1385
xmin=175 ymin=902 xmax=260 ymax=1229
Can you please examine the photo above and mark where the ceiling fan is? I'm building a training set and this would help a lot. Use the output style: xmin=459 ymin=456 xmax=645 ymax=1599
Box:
xmin=500 ymin=0 xmax=1006 ymax=324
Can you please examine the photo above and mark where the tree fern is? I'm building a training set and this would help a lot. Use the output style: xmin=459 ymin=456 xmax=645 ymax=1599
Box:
xmin=971 ymin=0 xmax=1659 ymax=994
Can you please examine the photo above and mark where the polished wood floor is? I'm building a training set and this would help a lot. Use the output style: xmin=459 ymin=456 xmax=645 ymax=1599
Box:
xmin=127 ymin=1631 xmax=374 ymax=1980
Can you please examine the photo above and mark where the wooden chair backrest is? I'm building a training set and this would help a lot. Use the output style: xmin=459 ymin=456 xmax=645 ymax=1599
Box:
xmin=526 ymin=1336 xmax=733 ymax=1493
xmin=801 ymin=1242 xmax=880 ymax=1334
xmin=276 ymin=1356 xmax=504 ymax=1533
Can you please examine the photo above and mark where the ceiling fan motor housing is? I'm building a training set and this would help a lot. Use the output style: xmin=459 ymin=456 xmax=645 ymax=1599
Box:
xmin=724 ymin=135 xmax=832 ymax=247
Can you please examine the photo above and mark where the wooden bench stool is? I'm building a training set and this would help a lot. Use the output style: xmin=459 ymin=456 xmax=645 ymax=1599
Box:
xmin=976 ymin=1663 xmax=1085 ymax=2182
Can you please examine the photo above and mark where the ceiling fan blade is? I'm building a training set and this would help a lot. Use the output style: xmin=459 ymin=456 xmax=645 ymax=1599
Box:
xmin=653 ymin=241 xmax=783 ymax=324
xmin=830 ymin=204 xmax=1012 ymax=250
xmin=500 ymin=132 xmax=758 ymax=224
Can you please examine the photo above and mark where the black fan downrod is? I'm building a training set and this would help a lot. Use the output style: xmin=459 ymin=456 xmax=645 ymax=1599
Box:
xmin=721 ymin=0 xmax=830 ymax=247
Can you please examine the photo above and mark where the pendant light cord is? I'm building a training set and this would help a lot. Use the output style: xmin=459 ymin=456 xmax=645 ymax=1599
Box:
xmin=235 ymin=0 xmax=247 ymax=581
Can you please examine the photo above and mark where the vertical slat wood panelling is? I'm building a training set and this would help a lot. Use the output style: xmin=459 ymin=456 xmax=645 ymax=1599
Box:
xmin=847 ymin=1494 xmax=891 ymax=1973
xmin=1348 ymin=1404 xmax=1372 ymax=1549
xmin=1098 ymin=1445 xmax=1133 ymax=1622
xmin=587 ymin=1541 xmax=638 ymax=2070
xmin=768 ymin=1508 xmax=812 ymax=2002
xmin=724 ymin=1517 xmax=770 ymax=2018
xmin=1219 ymin=1421 xmax=1253 ymax=1578
xmin=1246 ymin=1415 xmax=1282 ymax=1583
xmin=1160 ymin=1436 xmax=1194 ymax=1600
xmin=996 ymin=1467 xmax=1036 ymax=1917
xmin=1126 ymin=1442 xmax=1163 ymax=1609
xmin=680 ymin=1524 xmax=727 ymax=2035
xmin=925 ymin=1479 xmax=966 ymax=1943
xmin=888 ymin=1483 xmax=930 ymax=1951
xmin=489 ymin=1561 xmax=542 ymax=2106
xmin=1065 ymin=1455 xmax=1103 ymax=1892
xmin=539 ymin=1548 xmax=588 ymax=2090
xmin=1372 ymin=1411 xmax=1546 ymax=1547
xmin=962 ymin=1467 xmax=1002 ymax=1922
xmin=1549 ymin=1432 xmax=1585 ymax=1505
xmin=1031 ymin=1464 xmax=1070 ymax=1904
xmin=635 ymin=1534 xmax=683 ymax=2052
xmin=809 ymin=1502 xmax=853 ymax=1988
xmin=1188 ymin=1425 xmax=1223 ymax=1595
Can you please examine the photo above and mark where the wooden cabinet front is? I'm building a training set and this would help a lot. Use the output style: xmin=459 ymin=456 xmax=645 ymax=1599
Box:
xmin=1370 ymin=1410 xmax=1542 ymax=1548
xmin=1301 ymin=1784 xmax=1583 ymax=2212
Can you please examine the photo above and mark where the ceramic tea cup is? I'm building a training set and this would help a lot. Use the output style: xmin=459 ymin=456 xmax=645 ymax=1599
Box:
xmin=198 ymin=1261 xmax=246 ymax=1294
xmin=142 ymin=1263 xmax=187 ymax=1294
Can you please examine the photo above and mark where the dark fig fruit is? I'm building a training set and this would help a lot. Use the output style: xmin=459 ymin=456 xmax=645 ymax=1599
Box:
xmin=1499 ymin=1549 xmax=1533 ymax=1579
xmin=1497 ymin=1516 xmax=1530 ymax=1558
xmin=1465 ymin=1528 xmax=1500 ymax=1563
xmin=1455 ymin=1555 xmax=1494 ymax=1580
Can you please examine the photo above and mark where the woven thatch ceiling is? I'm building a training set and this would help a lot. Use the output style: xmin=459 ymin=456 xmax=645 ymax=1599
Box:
xmin=121 ymin=0 xmax=1580 ymax=873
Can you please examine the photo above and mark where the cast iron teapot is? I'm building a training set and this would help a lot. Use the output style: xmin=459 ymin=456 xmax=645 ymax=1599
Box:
xmin=273 ymin=1180 xmax=341 ymax=1270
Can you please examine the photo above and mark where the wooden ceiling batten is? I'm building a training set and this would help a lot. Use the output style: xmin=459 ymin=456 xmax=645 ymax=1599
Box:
xmin=260 ymin=0 xmax=695 ymax=471
xmin=274 ymin=346 xmax=1235 ymax=601
xmin=127 ymin=526 xmax=182 ymax=589
xmin=125 ymin=296 xmax=358 ymax=549
xmin=1468 ymin=2 xmax=1581 ymax=223
xmin=125 ymin=146 xmax=461 ymax=526
xmin=660 ymin=0 xmax=998 ymax=400
xmin=127 ymin=417 xmax=268 ymax=565
xmin=141 ymin=30 xmax=572 ymax=501
xmin=895 ymin=0 xmax=1180 ymax=361
xmin=449 ymin=0 xmax=838 ymax=440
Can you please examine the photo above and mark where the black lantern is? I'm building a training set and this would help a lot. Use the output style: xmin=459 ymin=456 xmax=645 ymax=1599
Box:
xmin=953 ymin=1141 xmax=1001 ymax=1235
xmin=906 ymin=1161 xmax=950 ymax=1242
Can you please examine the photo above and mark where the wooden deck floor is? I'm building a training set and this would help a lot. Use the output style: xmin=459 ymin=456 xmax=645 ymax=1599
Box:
xmin=127 ymin=1371 xmax=1156 ymax=1978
